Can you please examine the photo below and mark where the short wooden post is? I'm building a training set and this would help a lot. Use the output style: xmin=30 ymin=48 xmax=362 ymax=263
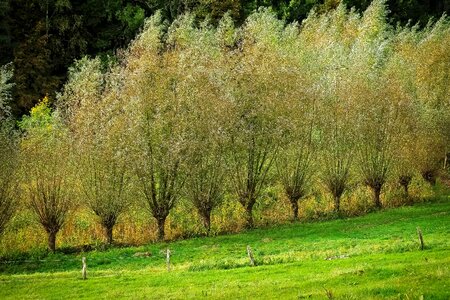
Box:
xmin=166 ymin=249 xmax=171 ymax=272
xmin=81 ymin=257 xmax=87 ymax=280
xmin=417 ymin=227 xmax=424 ymax=250
xmin=247 ymin=245 xmax=255 ymax=266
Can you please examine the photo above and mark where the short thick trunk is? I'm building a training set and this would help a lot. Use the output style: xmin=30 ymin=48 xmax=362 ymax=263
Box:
xmin=401 ymin=182 xmax=409 ymax=196
xmin=105 ymin=226 xmax=114 ymax=245
xmin=373 ymin=186 xmax=382 ymax=208
xmin=399 ymin=175 xmax=412 ymax=196
xmin=47 ymin=231 xmax=57 ymax=252
xmin=290 ymin=199 xmax=299 ymax=221
xmin=333 ymin=195 xmax=341 ymax=213
xmin=202 ymin=212 xmax=211 ymax=236
xmin=245 ymin=205 xmax=254 ymax=229
xmin=422 ymin=170 xmax=437 ymax=185
xmin=157 ymin=217 xmax=166 ymax=241
xmin=403 ymin=184 xmax=409 ymax=196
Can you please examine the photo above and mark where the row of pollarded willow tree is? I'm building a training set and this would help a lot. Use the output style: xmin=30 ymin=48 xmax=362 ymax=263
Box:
xmin=1 ymin=1 xmax=449 ymax=251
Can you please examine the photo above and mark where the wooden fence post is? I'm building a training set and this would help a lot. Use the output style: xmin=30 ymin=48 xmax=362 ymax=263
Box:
xmin=417 ymin=227 xmax=424 ymax=250
xmin=247 ymin=245 xmax=255 ymax=266
xmin=166 ymin=249 xmax=171 ymax=272
xmin=82 ymin=257 xmax=87 ymax=280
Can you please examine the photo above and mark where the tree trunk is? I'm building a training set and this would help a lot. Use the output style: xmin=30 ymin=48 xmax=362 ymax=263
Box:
xmin=422 ymin=170 xmax=437 ymax=185
xmin=400 ymin=181 xmax=409 ymax=196
xmin=202 ymin=212 xmax=211 ymax=237
xmin=399 ymin=175 xmax=412 ymax=197
xmin=157 ymin=217 xmax=166 ymax=241
xmin=290 ymin=199 xmax=299 ymax=221
xmin=105 ymin=225 xmax=113 ymax=245
xmin=245 ymin=205 xmax=254 ymax=229
xmin=403 ymin=184 xmax=409 ymax=196
xmin=373 ymin=186 xmax=382 ymax=209
xmin=333 ymin=195 xmax=340 ymax=213
xmin=47 ymin=231 xmax=57 ymax=252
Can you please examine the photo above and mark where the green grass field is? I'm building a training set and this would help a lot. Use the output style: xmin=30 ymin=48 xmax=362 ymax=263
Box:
xmin=1 ymin=198 xmax=449 ymax=299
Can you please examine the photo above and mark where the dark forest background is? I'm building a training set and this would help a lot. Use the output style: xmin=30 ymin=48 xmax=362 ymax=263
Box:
xmin=1 ymin=0 xmax=449 ymax=119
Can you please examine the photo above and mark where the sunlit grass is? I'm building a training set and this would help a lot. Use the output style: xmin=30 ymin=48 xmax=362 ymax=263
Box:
xmin=0 ymin=198 xmax=449 ymax=299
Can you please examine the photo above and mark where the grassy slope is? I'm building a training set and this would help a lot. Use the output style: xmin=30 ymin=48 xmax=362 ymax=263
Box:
xmin=0 ymin=199 xmax=449 ymax=299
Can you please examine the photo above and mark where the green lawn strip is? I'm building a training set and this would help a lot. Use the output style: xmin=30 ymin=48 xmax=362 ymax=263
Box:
xmin=0 ymin=250 xmax=449 ymax=299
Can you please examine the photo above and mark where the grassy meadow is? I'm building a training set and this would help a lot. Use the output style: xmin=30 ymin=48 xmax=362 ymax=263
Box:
xmin=0 ymin=197 xmax=449 ymax=299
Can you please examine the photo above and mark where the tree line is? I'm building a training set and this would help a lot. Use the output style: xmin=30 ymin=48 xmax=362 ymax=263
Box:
xmin=1 ymin=0 xmax=449 ymax=117
xmin=0 ymin=0 xmax=449 ymax=252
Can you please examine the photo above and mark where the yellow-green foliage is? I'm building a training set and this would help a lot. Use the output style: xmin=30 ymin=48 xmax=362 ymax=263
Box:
xmin=3 ymin=2 xmax=450 ymax=254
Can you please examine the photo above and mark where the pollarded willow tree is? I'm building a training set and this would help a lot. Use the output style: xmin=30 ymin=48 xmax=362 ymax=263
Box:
xmin=19 ymin=97 xmax=74 ymax=252
xmin=387 ymin=80 xmax=419 ymax=198
xmin=355 ymin=83 xmax=398 ymax=209
xmin=274 ymin=21 xmax=320 ymax=221
xmin=227 ymin=10 xmax=288 ymax=228
xmin=173 ymin=16 xmax=232 ymax=236
xmin=122 ymin=13 xmax=194 ymax=241
xmin=319 ymin=64 xmax=355 ymax=213
xmin=384 ymin=29 xmax=424 ymax=197
xmin=58 ymin=57 xmax=132 ymax=245
xmin=352 ymin=0 xmax=399 ymax=209
xmin=277 ymin=124 xmax=316 ymax=220
xmin=298 ymin=4 xmax=359 ymax=213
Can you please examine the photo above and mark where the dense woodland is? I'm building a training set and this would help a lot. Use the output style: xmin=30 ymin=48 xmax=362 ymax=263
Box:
xmin=0 ymin=0 xmax=449 ymax=253
xmin=1 ymin=0 xmax=449 ymax=117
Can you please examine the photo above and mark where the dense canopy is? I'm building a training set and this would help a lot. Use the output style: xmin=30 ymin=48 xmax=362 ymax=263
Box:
xmin=1 ymin=0 xmax=449 ymax=117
